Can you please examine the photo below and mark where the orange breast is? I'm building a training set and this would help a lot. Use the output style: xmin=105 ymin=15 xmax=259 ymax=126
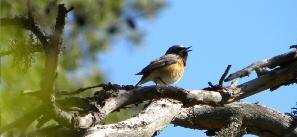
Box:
xmin=153 ymin=59 xmax=184 ymax=85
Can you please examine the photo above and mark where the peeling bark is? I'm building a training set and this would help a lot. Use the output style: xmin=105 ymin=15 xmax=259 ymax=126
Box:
xmin=85 ymin=99 xmax=182 ymax=137
xmin=225 ymin=50 xmax=297 ymax=81
xmin=172 ymin=102 xmax=297 ymax=137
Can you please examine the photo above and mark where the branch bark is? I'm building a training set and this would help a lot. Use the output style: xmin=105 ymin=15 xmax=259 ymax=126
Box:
xmin=40 ymin=4 xmax=73 ymax=98
xmin=226 ymin=60 xmax=297 ymax=102
xmin=216 ymin=116 xmax=244 ymax=137
xmin=172 ymin=102 xmax=297 ymax=137
xmin=85 ymin=99 xmax=182 ymax=137
xmin=225 ymin=50 xmax=297 ymax=81
xmin=53 ymin=85 xmax=223 ymax=129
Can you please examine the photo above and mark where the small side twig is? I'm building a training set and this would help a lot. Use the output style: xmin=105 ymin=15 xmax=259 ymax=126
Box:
xmin=57 ymin=84 xmax=104 ymax=96
xmin=219 ymin=65 xmax=232 ymax=87
xmin=57 ymin=83 xmax=136 ymax=96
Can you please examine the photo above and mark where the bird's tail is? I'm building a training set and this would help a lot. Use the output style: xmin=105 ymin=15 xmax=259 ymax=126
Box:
xmin=135 ymin=74 xmax=148 ymax=86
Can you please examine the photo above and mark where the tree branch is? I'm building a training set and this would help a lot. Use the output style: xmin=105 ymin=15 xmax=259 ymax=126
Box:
xmin=53 ymin=85 xmax=223 ymax=128
xmin=225 ymin=50 xmax=297 ymax=81
xmin=85 ymin=99 xmax=182 ymax=137
xmin=57 ymin=84 xmax=104 ymax=96
xmin=227 ymin=60 xmax=297 ymax=102
xmin=0 ymin=17 xmax=48 ymax=46
xmin=40 ymin=4 xmax=73 ymax=98
xmin=172 ymin=102 xmax=297 ymax=137
xmin=45 ymin=47 xmax=297 ymax=136
xmin=53 ymin=55 xmax=297 ymax=129
xmin=219 ymin=65 xmax=232 ymax=87
xmin=216 ymin=116 xmax=245 ymax=137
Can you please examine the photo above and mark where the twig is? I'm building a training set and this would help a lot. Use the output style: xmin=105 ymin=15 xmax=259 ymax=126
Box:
xmin=56 ymin=84 xmax=104 ymax=95
xmin=219 ymin=65 xmax=232 ymax=87
xmin=0 ymin=17 xmax=48 ymax=47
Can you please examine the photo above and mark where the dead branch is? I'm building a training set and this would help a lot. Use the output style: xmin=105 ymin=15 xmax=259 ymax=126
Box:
xmin=227 ymin=60 xmax=297 ymax=102
xmin=53 ymin=85 xmax=223 ymax=128
xmin=219 ymin=65 xmax=232 ymax=87
xmin=85 ymin=99 xmax=182 ymax=137
xmin=172 ymin=102 xmax=297 ymax=137
xmin=216 ymin=116 xmax=245 ymax=137
xmin=57 ymin=84 xmax=104 ymax=96
xmin=225 ymin=50 xmax=297 ymax=81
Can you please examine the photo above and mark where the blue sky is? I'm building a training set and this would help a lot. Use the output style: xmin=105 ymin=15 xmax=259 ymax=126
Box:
xmin=99 ymin=0 xmax=297 ymax=136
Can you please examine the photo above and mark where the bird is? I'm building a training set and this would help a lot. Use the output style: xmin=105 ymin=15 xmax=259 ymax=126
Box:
xmin=136 ymin=45 xmax=191 ymax=86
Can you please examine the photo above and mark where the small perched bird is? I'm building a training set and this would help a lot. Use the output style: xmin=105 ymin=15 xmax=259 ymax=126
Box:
xmin=136 ymin=45 xmax=191 ymax=86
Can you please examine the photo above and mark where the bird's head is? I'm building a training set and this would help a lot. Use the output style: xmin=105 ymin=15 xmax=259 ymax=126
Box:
xmin=165 ymin=45 xmax=191 ymax=57
xmin=165 ymin=45 xmax=192 ymax=65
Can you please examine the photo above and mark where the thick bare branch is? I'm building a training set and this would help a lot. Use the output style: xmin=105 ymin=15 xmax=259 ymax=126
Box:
xmin=53 ymin=85 xmax=222 ymax=128
xmin=172 ymin=102 xmax=297 ymax=137
xmin=216 ymin=116 xmax=245 ymax=137
xmin=225 ymin=50 xmax=297 ymax=81
xmin=227 ymin=60 xmax=297 ymax=102
xmin=67 ymin=101 xmax=297 ymax=137
xmin=85 ymin=99 xmax=182 ymax=137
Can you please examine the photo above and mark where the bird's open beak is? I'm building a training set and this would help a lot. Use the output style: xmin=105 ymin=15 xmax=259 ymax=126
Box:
xmin=185 ymin=46 xmax=192 ymax=52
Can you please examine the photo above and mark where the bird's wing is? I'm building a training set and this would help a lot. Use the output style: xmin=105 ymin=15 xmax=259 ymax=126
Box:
xmin=136 ymin=54 xmax=179 ymax=75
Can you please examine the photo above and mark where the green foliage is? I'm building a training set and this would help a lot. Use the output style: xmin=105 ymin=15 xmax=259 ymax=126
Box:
xmin=0 ymin=0 xmax=166 ymax=135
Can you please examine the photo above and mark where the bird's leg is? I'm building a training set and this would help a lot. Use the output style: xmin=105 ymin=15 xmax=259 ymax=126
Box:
xmin=154 ymin=77 xmax=166 ymax=94
xmin=158 ymin=77 xmax=167 ymax=85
